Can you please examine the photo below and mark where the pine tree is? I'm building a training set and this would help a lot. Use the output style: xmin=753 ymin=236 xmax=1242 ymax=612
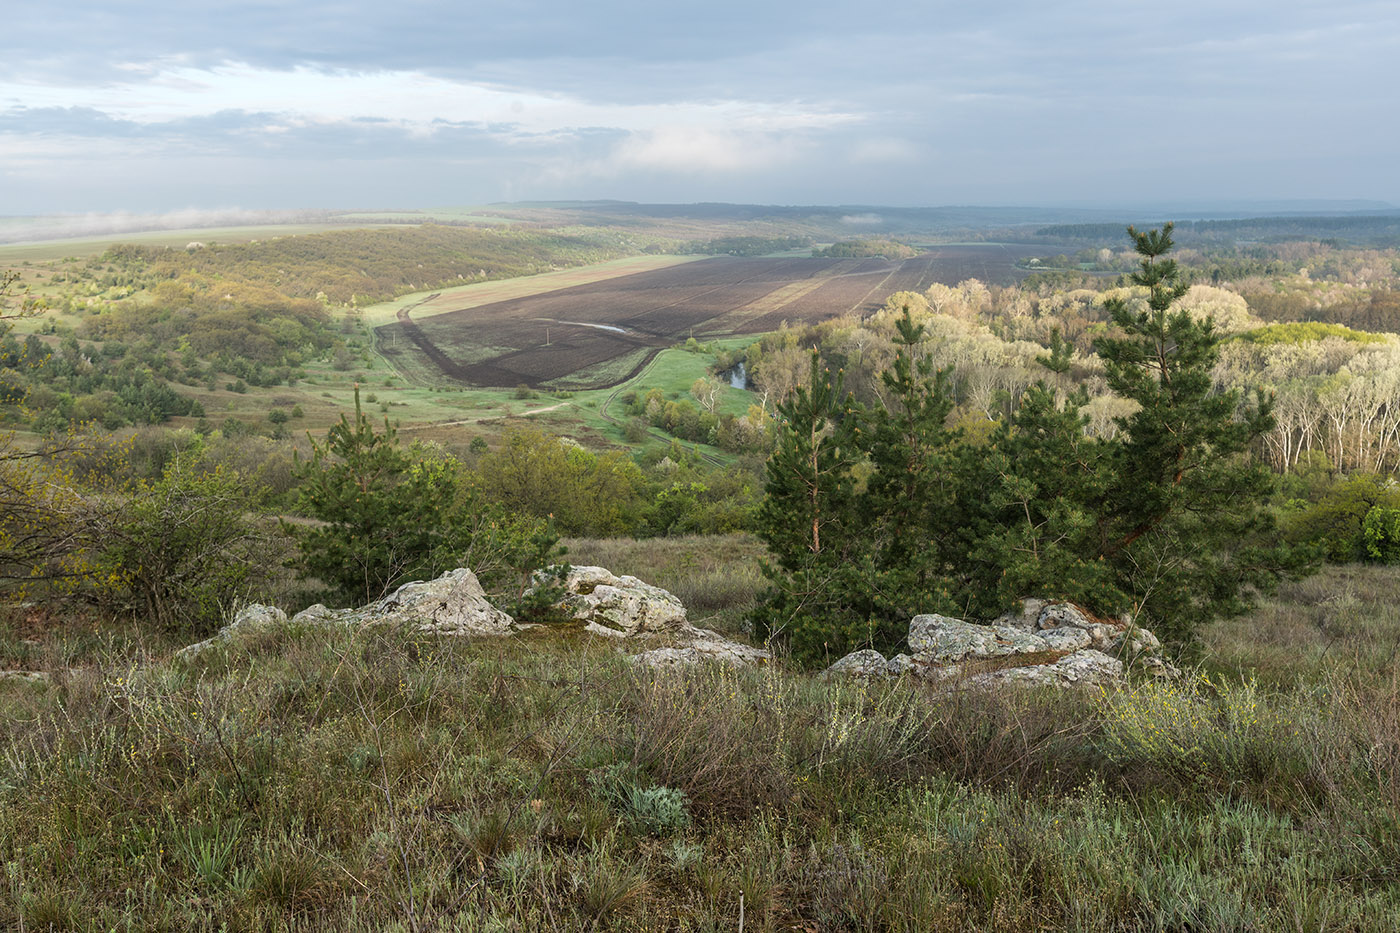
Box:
xmin=753 ymin=224 xmax=1312 ymax=665
xmin=854 ymin=310 xmax=962 ymax=631
xmin=290 ymin=388 xmax=460 ymax=604
xmin=290 ymin=388 xmax=563 ymax=608
xmin=751 ymin=352 xmax=868 ymax=659
xmin=1092 ymin=224 xmax=1307 ymax=637
xmin=754 ymin=352 xmax=863 ymax=571
xmin=968 ymin=383 xmax=1119 ymax=617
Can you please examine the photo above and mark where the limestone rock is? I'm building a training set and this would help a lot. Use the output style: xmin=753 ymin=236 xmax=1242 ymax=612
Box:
xmin=533 ymin=566 xmax=688 ymax=637
xmin=631 ymin=647 xmax=708 ymax=668
xmin=1037 ymin=602 xmax=1095 ymax=631
xmin=684 ymin=627 xmax=770 ymax=664
xmin=177 ymin=569 xmax=515 ymax=661
xmin=886 ymin=654 xmax=920 ymax=676
xmin=633 ymin=636 xmax=770 ymax=668
xmin=1038 ymin=627 xmax=1094 ymax=652
xmin=992 ymin=598 xmax=1047 ymax=631
xmin=631 ymin=624 xmax=770 ymax=668
xmin=824 ymin=597 xmax=1173 ymax=689
xmin=0 ymin=670 xmax=50 ymax=686
xmin=822 ymin=649 xmax=893 ymax=679
xmin=908 ymin=615 xmax=1049 ymax=662
xmin=362 ymin=568 xmax=515 ymax=636
xmin=232 ymin=604 xmax=289 ymax=630
xmin=175 ymin=603 xmax=288 ymax=661
xmin=289 ymin=603 xmax=339 ymax=626
xmin=963 ymin=649 xmax=1122 ymax=688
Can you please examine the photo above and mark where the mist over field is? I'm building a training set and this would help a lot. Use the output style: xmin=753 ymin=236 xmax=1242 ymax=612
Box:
xmin=0 ymin=208 xmax=334 ymax=243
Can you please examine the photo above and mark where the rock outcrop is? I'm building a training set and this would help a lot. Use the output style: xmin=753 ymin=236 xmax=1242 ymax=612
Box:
xmin=531 ymin=566 xmax=688 ymax=638
xmin=630 ymin=625 xmax=770 ymax=668
xmin=178 ymin=568 xmax=514 ymax=661
xmin=0 ymin=670 xmax=51 ymax=687
xmin=176 ymin=604 xmax=291 ymax=661
xmin=357 ymin=569 xmax=515 ymax=636
xmin=178 ymin=565 xmax=767 ymax=668
xmin=823 ymin=599 xmax=1175 ymax=687
xmin=532 ymin=565 xmax=769 ymax=667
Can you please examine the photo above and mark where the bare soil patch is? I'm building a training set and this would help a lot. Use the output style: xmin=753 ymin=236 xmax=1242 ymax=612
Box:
xmin=376 ymin=246 xmax=1039 ymax=389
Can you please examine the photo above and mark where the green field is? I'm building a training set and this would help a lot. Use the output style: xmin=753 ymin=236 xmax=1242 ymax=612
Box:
xmin=0 ymin=224 xmax=383 ymax=263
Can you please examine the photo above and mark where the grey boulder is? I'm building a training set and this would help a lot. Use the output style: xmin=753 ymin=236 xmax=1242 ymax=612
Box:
xmin=531 ymin=566 xmax=688 ymax=637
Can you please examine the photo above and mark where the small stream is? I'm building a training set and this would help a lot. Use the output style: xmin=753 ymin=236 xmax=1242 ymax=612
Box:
xmin=721 ymin=361 xmax=750 ymax=389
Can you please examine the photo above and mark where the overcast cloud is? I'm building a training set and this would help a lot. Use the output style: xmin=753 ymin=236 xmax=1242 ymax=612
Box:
xmin=2 ymin=1 xmax=1397 ymax=213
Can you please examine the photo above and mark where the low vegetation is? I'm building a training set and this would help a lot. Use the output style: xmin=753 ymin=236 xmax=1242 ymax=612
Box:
xmin=2 ymin=555 xmax=1399 ymax=930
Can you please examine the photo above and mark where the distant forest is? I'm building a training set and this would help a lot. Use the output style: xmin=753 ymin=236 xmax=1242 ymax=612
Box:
xmin=1036 ymin=213 xmax=1400 ymax=247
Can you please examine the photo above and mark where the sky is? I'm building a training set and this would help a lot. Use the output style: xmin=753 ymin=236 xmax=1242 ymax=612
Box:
xmin=2 ymin=1 xmax=1398 ymax=214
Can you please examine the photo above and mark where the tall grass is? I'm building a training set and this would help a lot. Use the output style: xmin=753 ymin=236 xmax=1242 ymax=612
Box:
xmin=562 ymin=533 xmax=768 ymax=635
xmin=2 ymin=561 xmax=1399 ymax=929
xmin=0 ymin=629 xmax=1396 ymax=927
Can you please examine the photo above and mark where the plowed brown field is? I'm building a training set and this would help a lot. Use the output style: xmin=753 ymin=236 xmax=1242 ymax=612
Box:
xmin=375 ymin=245 xmax=1037 ymax=389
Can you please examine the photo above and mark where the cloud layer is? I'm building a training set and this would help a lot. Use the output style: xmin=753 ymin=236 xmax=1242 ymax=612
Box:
xmin=3 ymin=1 xmax=1397 ymax=212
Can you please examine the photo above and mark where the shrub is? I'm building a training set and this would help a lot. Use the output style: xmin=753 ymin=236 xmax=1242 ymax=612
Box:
xmin=289 ymin=389 xmax=562 ymax=605
xmin=89 ymin=457 xmax=270 ymax=632
xmin=1363 ymin=506 xmax=1400 ymax=563
xmin=589 ymin=763 xmax=692 ymax=837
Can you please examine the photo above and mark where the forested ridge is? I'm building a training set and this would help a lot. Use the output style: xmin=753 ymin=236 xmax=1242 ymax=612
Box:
xmin=85 ymin=224 xmax=635 ymax=305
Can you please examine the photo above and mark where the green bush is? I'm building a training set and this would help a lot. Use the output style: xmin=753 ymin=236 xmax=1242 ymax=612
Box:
xmin=1363 ymin=507 xmax=1400 ymax=563
xmin=90 ymin=458 xmax=269 ymax=632
xmin=1285 ymin=474 xmax=1400 ymax=563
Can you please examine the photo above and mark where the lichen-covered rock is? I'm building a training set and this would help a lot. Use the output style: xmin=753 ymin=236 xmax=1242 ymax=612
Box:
xmin=532 ymin=566 xmax=689 ymax=637
xmin=886 ymin=654 xmax=919 ymax=676
xmin=685 ymin=628 xmax=770 ymax=664
xmin=0 ymin=670 xmax=50 ymax=687
xmin=630 ymin=622 xmax=770 ymax=668
xmin=175 ymin=603 xmax=289 ymax=661
xmin=823 ymin=650 xmax=955 ymax=681
xmin=1037 ymin=602 xmax=1095 ymax=631
xmin=360 ymin=568 xmax=515 ymax=636
xmin=992 ymin=598 xmax=1047 ymax=631
xmin=1114 ymin=626 xmax=1161 ymax=656
xmin=824 ymin=596 xmax=1175 ymax=689
xmin=822 ymin=649 xmax=894 ymax=679
xmin=1038 ymin=627 xmax=1094 ymax=652
xmin=177 ymin=569 xmax=515 ymax=661
xmin=235 ymin=604 xmax=289 ymax=629
xmin=964 ymin=649 xmax=1122 ymax=688
xmin=289 ymin=603 xmax=339 ymax=626
xmin=908 ymin=615 xmax=1050 ymax=661
xmin=633 ymin=634 xmax=770 ymax=669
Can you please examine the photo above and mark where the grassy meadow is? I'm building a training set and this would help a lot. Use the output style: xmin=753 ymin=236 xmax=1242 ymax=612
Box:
xmin=3 ymin=547 xmax=1400 ymax=931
